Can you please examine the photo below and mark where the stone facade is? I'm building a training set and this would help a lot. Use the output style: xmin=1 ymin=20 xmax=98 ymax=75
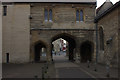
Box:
xmin=2 ymin=2 xmax=97 ymax=63
xmin=0 ymin=1 xmax=2 ymax=63
xmin=0 ymin=1 xmax=2 ymax=79
xmin=2 ymin=3 xmax=30 ymax=63
xmin=52 ymin=39 xmax=61 ymax=53
xmin=95 ymin=1 xmax=119 ymax=67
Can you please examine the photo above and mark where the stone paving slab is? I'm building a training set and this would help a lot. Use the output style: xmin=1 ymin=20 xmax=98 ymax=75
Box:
xmin=56 ymin=67 xmax=94 ymax=78
xmin=75 ymin=62 xmax=118 ymax=78
xmin=2 ymin=63 xmax=44 ymax=78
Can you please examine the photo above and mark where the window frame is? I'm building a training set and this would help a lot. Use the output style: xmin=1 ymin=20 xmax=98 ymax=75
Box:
xmin=75 ymin=9 xmax=84 ymax=22
xmin=49 ymin=9 xmax=53 ymax=22
xmin=80 ymin=10 xmax=84 ymax=22
xmin=76 ymin=10 xmax=79 ymax=22
xmin=3 ymin=6 xmax=7 ymax=16
xmin=44 ymin=8 xmax=48 ymax=22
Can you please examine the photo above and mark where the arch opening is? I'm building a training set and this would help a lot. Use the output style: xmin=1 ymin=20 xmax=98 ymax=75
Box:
xmin=51 ymin=33 xmax=76 ymax=61
xmin=34 ymin=41 xmax=47 ymax=62
xmin=80 ymin=41 xmax=94 ymax=62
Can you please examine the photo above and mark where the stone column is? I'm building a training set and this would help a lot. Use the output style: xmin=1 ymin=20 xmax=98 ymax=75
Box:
xmin=30 ymin=44 xmax=35 ymax=62
xmin=46 ymin=44 xmax=52 ymax=63
xmin=75 ymin=41 xmax=80 ymax=63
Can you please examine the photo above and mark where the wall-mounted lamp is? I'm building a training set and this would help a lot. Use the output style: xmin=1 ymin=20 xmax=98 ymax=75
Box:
xmin=106 ymin=37 xmax=112 ymax=44
xmin=30 ymin=3 xmax=34 ymax=7
xmin=72 ymin=4 xmax=75 ymax=8
xmin=86 ymin=15 xmax=88 ymax=19
xmin=29 ymin=15 xmax=32 ymax=19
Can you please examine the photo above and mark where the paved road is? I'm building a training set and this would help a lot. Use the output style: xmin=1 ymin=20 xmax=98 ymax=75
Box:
xmin=53 ymin=53 xmax=96 ymax=79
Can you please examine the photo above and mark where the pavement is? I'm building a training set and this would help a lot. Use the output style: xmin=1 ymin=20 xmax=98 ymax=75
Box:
xmin=76 ymin=62 xmax=118 ymax=78
xmin=53 ymin=51 xmax=119 ymax=79
xmin=2 ymin=63 xmax=45 ymax=78
xmin=53 ymin=54 xmax=94 ymax=78
xmin=2 ymin=51 xmax=119 ymax=80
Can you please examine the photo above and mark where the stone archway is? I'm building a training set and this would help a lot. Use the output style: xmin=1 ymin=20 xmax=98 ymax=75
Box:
xmin=51 ymin=33 xmax=76 ymax=61
xmin=80 ymin=41 xmax=94 ymax=62
xmin=34 ymin=40 xmax=48 ymax=62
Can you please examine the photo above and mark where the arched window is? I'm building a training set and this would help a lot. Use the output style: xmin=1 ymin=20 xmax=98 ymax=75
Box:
xmin=76 ymin=10 xmax=79 ymax=22
xmin=80 ymin=10 xmax=83 ymax=21
xmin=44 ymin=9 xmax=48 ymax=21
xmin=49 ymin=9 xmax=52 ymax=22
xmin=99 ymin=27 xmax=104 ymax=50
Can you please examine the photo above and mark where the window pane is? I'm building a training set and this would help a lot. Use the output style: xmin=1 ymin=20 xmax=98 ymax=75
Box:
xmin=80 ymin=10 xmax=83 ymax=21
xmin=76 ymin=10 xmax=79 ymax=22
xmin=49 ymin=9 xmax=52 ymax=21
xmin=44 ymin=9 xmax=48 ymax=21
xmin=3 ymin=6 xmax=7 ymax=16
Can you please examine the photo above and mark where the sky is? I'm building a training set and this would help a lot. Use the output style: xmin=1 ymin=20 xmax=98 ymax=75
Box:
xmin=97 ymin=0 xmax=119 ymax=7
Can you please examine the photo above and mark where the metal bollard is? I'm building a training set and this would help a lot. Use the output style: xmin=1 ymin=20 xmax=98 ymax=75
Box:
xmin=87 ymin=60 xmax=90 ymax=68
xmin=45 ymin=63 xmax=48 ymax=69
xmin=94 ymin=62 xmax=97 ymax=72
xmin=34 ymin=75 xmax=38 ymax=80
xmin=106 ymin=64 xmax=110 ymax=77
xmin=42 ymin=67 xmax=45 ymax=79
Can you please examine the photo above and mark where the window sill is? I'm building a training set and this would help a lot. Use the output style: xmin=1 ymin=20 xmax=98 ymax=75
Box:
xmin=76 ymin=21 xmax=84 ymax=23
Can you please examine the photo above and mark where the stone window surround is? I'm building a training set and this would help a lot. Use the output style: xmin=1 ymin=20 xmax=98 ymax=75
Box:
xmin=44 ymin=7 xmax=53 ymax=22
xmin=3 ymin=5 xmax=7 ymax=16
xmin=75 ymin=8 xmax=84 ymax=22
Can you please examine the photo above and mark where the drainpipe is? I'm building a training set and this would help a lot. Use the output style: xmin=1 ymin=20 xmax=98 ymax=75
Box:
xmin=94 ymin=21 xmax=98 ymax=71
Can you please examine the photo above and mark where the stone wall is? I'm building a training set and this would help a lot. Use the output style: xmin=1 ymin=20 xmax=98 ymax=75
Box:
xmin=30 ymin=3 xmax=96 ymax=62
xmin=0 ymin=1 xmax=2 ymax=79
xmin=2 ymin=3 xmax=30 ymax=63
xmin=118 ymin=6 xmax=120 ymax=68
xmin=2 ymin=3 xmax=96 ymax=63
xmin=31 ymin=29 xmax=95 ymax=62
xmin=97 ymin=7 xmax=118 ymax=67
xmin=30 ymin=3 xmax=95 ymax=29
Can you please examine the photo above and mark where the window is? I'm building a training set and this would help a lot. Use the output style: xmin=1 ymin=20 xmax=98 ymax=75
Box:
xmin=99 ymin=27 xmax=104 ymax=50
xmin=80 ymin=10 xmax=83 ymax=21
xmin=49 ymin=9 xmax=52 ymax=22
xmin=44 ymin=9 xmax=53 ymax=22
xmin=76 ymin=9 xmax=84 ymax=22
xmin=3 ymin=6 xmax=7 ymax=16
xmin=76 ymin=10 xmax=79 ymax=22
xmin=44 ymin=9 xmax=48 ymax=22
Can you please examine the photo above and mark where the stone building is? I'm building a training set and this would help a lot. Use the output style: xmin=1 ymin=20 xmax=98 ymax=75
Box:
xmin=0 ymin=1 xmax=2 ymax=63
xmin=2 ymin=0 xmax=97 ymax=63
xmin=0 ymin=1 xmax=2 ymax=79
xmin=52 ymin=39 xmax=61 ymax=53
xmin=95 ymin=0 xmax=119 ymax=67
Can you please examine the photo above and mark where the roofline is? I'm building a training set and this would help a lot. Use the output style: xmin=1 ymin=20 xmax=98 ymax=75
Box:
xmin=95 ymin=1 xmax=120 ymax=23
xmin=1 ymin=0 xmax=96 ymax=3
xmin=1 ymin=0 xmax=96 ymax=4
xmin=2 ymin=2 xmax=96 ymax=5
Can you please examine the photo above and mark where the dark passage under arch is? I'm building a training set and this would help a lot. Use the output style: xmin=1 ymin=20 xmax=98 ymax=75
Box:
xmin=80 ymin=41 xmax=94 ymax=62
xmin=34 ymin=42 xmax=46 ymax=62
